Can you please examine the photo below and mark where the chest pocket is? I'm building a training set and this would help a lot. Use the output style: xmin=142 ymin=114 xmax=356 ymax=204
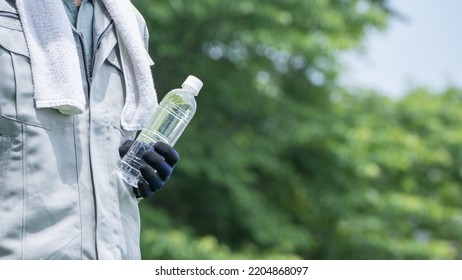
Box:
xmin=0 ymin=13 xmax=73 ymax=130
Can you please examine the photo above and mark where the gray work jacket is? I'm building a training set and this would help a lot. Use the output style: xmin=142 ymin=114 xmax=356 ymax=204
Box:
xmin=0 ymin=0 xmax=151 ymax=259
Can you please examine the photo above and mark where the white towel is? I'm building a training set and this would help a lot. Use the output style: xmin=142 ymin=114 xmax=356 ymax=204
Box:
xmin=15 ymin=0 xmax=157 ymax=131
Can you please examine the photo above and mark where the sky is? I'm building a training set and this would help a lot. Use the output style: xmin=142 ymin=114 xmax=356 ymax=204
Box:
xmin=339 ymin=0 xmax=462 ymax=99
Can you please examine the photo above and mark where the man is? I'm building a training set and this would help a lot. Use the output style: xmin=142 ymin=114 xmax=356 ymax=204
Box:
xmin=0 ymin=0 xmax=178 ymax=259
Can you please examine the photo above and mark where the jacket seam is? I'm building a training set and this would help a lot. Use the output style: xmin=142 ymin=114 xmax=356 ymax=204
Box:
xmin=72 ymin=116 xmax=84 ymax=260
xmin=20 ymin=123 xmax=25 ymax=259
xmin=0 ymin=134 xmax=11 ymax=197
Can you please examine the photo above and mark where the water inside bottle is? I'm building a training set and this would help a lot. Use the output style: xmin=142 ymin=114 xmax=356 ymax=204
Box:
xmin=138 ymin=101 xmax=191 ymax=146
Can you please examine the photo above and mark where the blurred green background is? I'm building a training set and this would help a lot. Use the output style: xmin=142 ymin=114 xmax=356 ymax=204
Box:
xmin=131 ymin=0 xmax=462 ymax=259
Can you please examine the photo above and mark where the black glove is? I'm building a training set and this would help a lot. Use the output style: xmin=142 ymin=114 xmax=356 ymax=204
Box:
xmin=119 ymin=140 xmax=179 ymax=198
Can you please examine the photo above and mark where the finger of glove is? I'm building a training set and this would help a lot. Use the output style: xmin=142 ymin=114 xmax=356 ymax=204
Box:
xmin=142 ymin=151 xmax=173 ymax=181
xmin=119 ymin=140 xmax=134 ymax=158
xmin=132 ymin=186 xmax=141 ymax=197
xmin=137 ymin=179 xmax=155 ymax=198
xmin=140 ymin=164 xmax=164 ymax=191
xmin=154 ymin=142 xmax=179 ymax=166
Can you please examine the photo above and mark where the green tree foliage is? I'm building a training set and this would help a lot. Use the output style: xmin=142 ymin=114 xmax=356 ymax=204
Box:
xmin=317 ymin=87 xmax=462 ymax=259
xmin=130 ymin=0 xmax=462 ymax=259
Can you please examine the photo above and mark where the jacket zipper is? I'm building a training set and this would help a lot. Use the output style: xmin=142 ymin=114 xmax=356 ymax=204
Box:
xmin=74 ymin=31 xmax=92 ymax=90
xmin=0 ymin=10 xmax=19 ymax=19
xmin=73 ymin=20 xmax=114 ymax=88
xmin=91 ymin=20 xmax=114 ymax=72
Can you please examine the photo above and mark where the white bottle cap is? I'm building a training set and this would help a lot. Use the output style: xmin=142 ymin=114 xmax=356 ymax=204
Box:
xmin=182 ymin=75 xmax=203 ymax=96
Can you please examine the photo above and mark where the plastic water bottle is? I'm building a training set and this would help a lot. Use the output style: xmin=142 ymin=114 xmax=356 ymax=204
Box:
xmin=117 ymin=75 xmax=203 ymax=187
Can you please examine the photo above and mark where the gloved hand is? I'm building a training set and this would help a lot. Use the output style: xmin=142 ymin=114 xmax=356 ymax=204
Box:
xmin=119 ymin=140 xmax=179 ymax=198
